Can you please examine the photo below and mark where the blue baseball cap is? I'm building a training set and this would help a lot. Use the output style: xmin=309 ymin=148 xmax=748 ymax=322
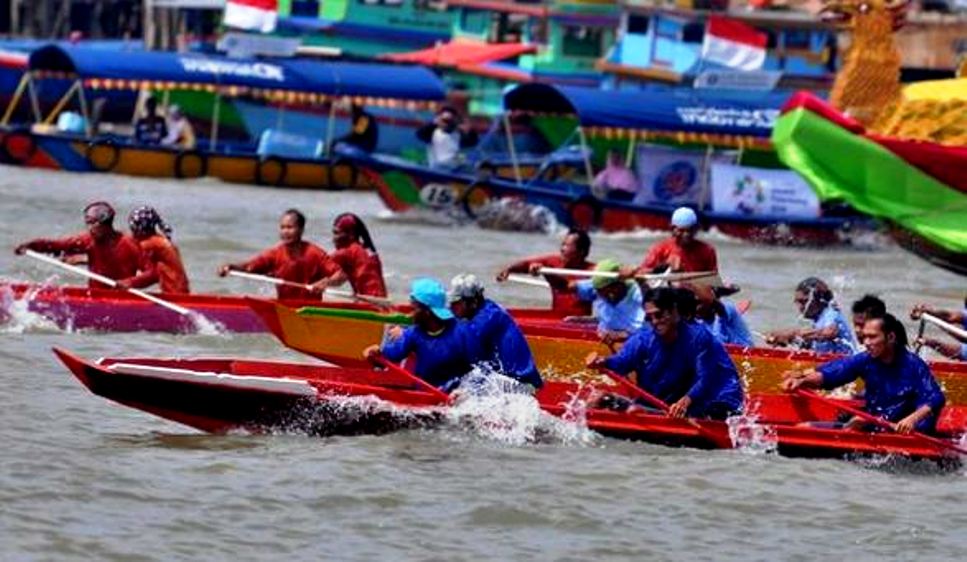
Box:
xmin=409 ymin=277 xmax=454 ymax=321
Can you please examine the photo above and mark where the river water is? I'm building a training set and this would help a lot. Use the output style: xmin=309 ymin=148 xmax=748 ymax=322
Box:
xmin=1 ymin=166 xmax=965 ymax=560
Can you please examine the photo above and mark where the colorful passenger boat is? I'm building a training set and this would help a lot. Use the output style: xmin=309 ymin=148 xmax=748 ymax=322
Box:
xmin=54 ymin=348 xmax=967 ymax=460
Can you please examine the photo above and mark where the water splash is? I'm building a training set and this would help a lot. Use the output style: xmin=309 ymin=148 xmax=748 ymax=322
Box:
xmin=186 ymin=311 xmax=225 ymax=336
xmin=727 ymin=413 xmax=778 ymax=455
xmin=0 ymin=282 xmax=62 ymax=334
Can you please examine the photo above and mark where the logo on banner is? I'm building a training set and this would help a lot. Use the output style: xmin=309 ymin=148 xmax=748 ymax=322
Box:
xmin=733 ymin=174 xmax=767 ymax=214
xmin=653 ymin=161 xmax=699 ymax=201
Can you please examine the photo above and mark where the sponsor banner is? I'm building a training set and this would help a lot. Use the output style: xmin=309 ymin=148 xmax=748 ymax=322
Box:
xmin=178 ymin=57 xmax=285 ymax=82
xmin=710 ymin=162 xmax=820 ymax=218
xmin=633 ymin=145 xmax=706 ymax=206
xmin=693 ymin=70 xmax=782 ymax=91
xmin=217 ymin=32 xmax=300 ymax=58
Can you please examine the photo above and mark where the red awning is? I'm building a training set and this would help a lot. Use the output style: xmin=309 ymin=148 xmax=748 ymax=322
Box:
xmin=382 ymin=40 xmax=537 ymax=68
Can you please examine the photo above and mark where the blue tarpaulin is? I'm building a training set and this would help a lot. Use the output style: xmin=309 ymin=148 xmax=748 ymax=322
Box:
xmin=503 ymin=83 xmax=793 ymax=138
xmin=28 ymin=44 xmax=445 ymax=101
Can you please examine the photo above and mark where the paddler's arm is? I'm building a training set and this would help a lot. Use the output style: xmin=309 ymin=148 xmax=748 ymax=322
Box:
xmin=896 ymin=362 xmax=946 ymax=434
xmin=496 ymin=255 xmax=547 ymax=281
xmin=917 ymin=337 xmax=964 ymax=359
xmin=218 ymin=249 xmax=275 ymax=277
xmin=895 ymin=405 xmax=934 ymax=434
xmin=911 ymin=303 xmax=965 ymax=325
xmin=15 ymin=234 xmax=90 ymax=257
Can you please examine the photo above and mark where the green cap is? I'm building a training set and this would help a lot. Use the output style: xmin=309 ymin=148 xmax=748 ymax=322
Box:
xmin=592 ymin=258 xmax=623 ymax=290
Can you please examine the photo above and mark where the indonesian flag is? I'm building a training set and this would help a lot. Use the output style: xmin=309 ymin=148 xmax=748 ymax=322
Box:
xmin=223 ymin=0 xmax=278 ymax=33
xmin=700 ymin=16 xmax=767 ymax=71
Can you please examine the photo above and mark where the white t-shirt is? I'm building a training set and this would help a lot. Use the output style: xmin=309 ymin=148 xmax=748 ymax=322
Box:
xmin=428 ymin=128 xmax=461 ymax=168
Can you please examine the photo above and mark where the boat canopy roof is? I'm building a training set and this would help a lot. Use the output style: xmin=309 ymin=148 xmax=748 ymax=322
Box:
xmin=28 ymin=44 xmax=446 ymax=105
xmin=503 ymin=83 xmax=792 ymax=147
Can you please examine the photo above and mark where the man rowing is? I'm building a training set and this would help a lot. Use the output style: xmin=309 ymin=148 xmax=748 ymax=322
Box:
xmin=364 ymin=278 xmax=475 ymax=391
xmin=14 ymin=201 xmax=141 ymax=289
xmin=782 ymin=313 xmax=946 ymax=434
xmin=911 ymin=298 xmax=967 ymax=361
xmin=496 ymin=228 xmax=595 ymax=315
xmin=619 ymin=207 xmax=717 ymax=278
xmin=570 ymin=258 xmax=643 ymax=345
xmin=765 ymin=277 xmax=856 ymax=355
xmin=329 ymin=213 xmax=388 ymax=298
xmin=218 ymin=209 xmax=346 ymax=300
xmin=586 ymin=287 xmax=744 ymax=420
xmin=448 ymin=274 xmax=543 ymax=390
xmin=692 ymin=284 xmax=753 ymax=347
xmin=851 ymin=294 xmax=886 ymax=341
xmin=119 ymin=206 xmax=190 ymax=294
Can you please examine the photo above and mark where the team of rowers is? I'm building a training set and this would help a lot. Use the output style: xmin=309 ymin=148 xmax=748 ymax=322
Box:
xmin=15 ymin=203 xmax=966 ymax=436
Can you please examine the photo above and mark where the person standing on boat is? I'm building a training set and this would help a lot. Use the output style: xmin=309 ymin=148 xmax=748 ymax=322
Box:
xmin=911 ymin=298 xmax=967 ymax=361
xmin=14 ymin=201 xmax=141 ymax=289
xmin=364 ymin=278 xmax=475 ymax=391
xmin=117 ymin=206 xmax=190 ymax=294
xmin=765 ymin=277 xmax=857 ymax=355
xmin=569 ymin=258 xmax=644 ymax=346
xmin=327 ymin=213 xmax=387 ymax=298
xmin=620 ymin=207 xmax=718 ymax=278
xmin=495 ymin=228 xmax=595 ymax=315
xmin=161 ymin=105 xmax=196 ymax=150
xmin=592 ymin=150 xmax=638 ymax=202
xmin=782 ymin=313 xmax=946 ymax=434
xmin=586 ymin=287 xmax=745 ymax=420
xmin=218 ymin=209 xmax=346 ymax=300
xmin=134 ymin=97 xmax=167 ymax=146
xmin=334 ymin=104 xmax=379 ymax=154
xmin=448 ymin=274 xmax=543 ymax=389
xmin=692 ymin=284 xmax=754 ymax=348
xmin=416 ymin=106 xmax=478 ymax=169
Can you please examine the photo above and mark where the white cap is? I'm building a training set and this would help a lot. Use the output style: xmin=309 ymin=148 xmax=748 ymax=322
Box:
xmin=671 ymin=207 xmax=698 ymax=229
xmin=448 ymin=273 xmax=484 ymax=303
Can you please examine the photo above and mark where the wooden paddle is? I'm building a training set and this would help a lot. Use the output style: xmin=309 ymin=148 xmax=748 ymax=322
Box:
xmin=795 ymin=389 xmax=967 ymax=456
xmin=370 ymin=355 xmax=449 ymax=403
xmin=595 ymin=366 xmax=730 ymax=447
xmin=24 ymin=249 xmax=191 ymax=316
xmin=921 ymin=312 xmax=967 ymax=342
xmin=537 ymin=266 xmax=723 ymax=287
xmin=227 ymin=270 xmax=393 ymax=307
xmin=505 ymin=274 xmax=551 ymax=288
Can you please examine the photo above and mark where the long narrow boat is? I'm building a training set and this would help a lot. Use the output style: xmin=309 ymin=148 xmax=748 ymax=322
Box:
xmin=247 ymin=298 xmax=967 ymax=405
xmin=53 ymin=348 xmax=967 ymax=461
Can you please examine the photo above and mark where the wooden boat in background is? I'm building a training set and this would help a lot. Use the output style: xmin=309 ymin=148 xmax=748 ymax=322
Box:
xmin=54 ymin=348 xmax=967 ymax=461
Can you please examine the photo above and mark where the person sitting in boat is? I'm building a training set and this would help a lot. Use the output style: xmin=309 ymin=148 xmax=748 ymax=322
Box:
xmin=851 ymin=294 xmax=887 ymax=340
xmin=692 ymin=284 xmax=753 ymax=348
xmin=495 ymin=228 xmax=595 ymax=316
xmin=364 ymin=278 xmax=475 ymax=391
xmin=586 ymin=287 xmax=745 ymax=420
xmin=569 ymin=258 xmax=644 ymax=346
xmin=782 ymin=313 xmax=946 ymax=434
xmin=329 ymin=213 xmax=387 ymax=298
xmin=448 ymin=273 xmax=543 ymax=390
xmin=592 ymin=150 xmax=638 ymax=202
xmin=117 ymin=206 xmax=190 ymax=294
xmin=161 ymin=105 xmax=196 ymax=150
xmin=765 ymin=277 xmax=857 ymax=355
xmin=416 ymin=106 xmax=478 ymax=169
xmin=218 ymin=209 xmax=346 ymax=300
xmin=619 ymin=207 xmax=718 ymax=278
xmin=334 ymin=104 xmax=379 ymax=154
xmin=14 ymin=201 xmax=142 ymax=289
xmin=134 ymin=97 xmax=167 ymax=146
xmin=911 ymin=298 xmax=967 ymax=361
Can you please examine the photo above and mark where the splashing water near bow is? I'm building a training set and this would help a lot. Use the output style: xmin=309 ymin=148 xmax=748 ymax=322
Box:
xmin=727 ymin=413 xmax=778 ymax=455
xmin=0 ymin=280 xmax=63 ymax=334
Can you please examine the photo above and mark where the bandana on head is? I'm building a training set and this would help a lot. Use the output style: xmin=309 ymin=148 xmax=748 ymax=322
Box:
xmin=128 ymin=205 xmax=173 ymax=240
xmin=83 ymin=201 xmax=115 ymax=225
xmin=334 ymin=214 xmax=358 ymax=232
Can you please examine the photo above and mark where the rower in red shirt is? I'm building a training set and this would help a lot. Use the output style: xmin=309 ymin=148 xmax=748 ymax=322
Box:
xmin=329 ymin=213 xmax=388 ymax=298
xmin=14 ymin=201 xmax=141 ymax=289
xmin=118 ymin=206 xmax=190 ymax=294
xmin=218 ymin=209 xmax=346 ymax=300
xmin=495 ymin=229 xmax=595 ymax=315
xmin=621 ymin=207 xmax=717 ymax=277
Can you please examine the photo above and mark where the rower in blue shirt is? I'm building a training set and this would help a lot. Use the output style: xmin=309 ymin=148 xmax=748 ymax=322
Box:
xmin=783 ymin=313 xmax=946 ymax=434
xmin=364 ymin=278 xmax=475 ymax=391
xmin=692 ymin=284 xmax=753 ymax=347
xmin=571 ymin=258 xmax=644 ymax=346
xmin=447 ymin=273 xmax=543 ymax=389
xmin=765 ymin=277 xmax=856 ymax=355
xmin=587 ymin=287 xmax=744 ymax=420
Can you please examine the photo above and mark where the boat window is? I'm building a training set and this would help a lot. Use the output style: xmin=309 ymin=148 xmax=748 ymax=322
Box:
xmin=489 ymin=13 xmax=528 ymax=44
xmin=414 ymin=0 xmax=447 ymax=10
xmin=681 ymin=22 xmax=704 ymax=43
xmin=291 ymin=0 xmax=321 ymax=16
xmin=627 ymin=15 xmax=650 ymax=34
xmin=783 ymin=29 xmax=812 ymax=50
xmin=764 ymin=30 xmax=777 ymax=49
xmin=562 ymin=26 xmax=605 ymax=57
xmin=358 ymin=0 xmax=402 ymax=6
xmin=528 ymin=18 xmax=549 ymax=45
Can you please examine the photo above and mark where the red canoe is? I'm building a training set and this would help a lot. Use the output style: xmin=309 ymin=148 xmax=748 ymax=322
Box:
xmin=54 ymin=348 xmax=967 ymax=461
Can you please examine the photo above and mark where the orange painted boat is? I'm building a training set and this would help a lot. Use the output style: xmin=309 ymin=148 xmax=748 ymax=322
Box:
xmin=54 ymin=348 xmax=967 ymax=461
xmin=247 ymin=298 xmax=967 ymax=405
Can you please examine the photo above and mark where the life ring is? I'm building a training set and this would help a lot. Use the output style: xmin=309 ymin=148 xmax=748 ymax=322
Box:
xmin=460 ymin=181 xmax=492 ymax=219
xmin=85 ymin=139 xmax=121 ymax=172
xmin=174 ymin=150 xmax=207 ymax=179
xmin=567 ymin=196 xmax=601 ymax=230
xmin=2 ymin=130 xmax=37 ymax=164
xmin=326 ymin=158 xmax=359 ymax=190
xmin=255 ymin=155 xmax=287 ymax=187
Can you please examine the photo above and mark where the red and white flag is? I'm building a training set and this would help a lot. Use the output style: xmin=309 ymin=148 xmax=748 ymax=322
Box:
xmin=700 ymin=16 xmax=767 ymax=71
xmin=223 ymin=0 xmax=278 ymax=34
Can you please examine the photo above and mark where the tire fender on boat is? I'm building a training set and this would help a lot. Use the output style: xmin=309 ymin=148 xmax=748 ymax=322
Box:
xmin=2 ymin=129 xmax=37 ymax=164
xmin=326 ymin=158 xmax=358 ymax=190
xmin=174 ymin=150 xmax=207 ymax=179
xmin=85 ymin=139 xmax=121 ymax=172
xmin=460 ymin=181 xmax=491 ymax=219
xmin=567 ymin=196 xmax=602 ymax=230
xmin=255 ymin=155 xmax=288 ymax=187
